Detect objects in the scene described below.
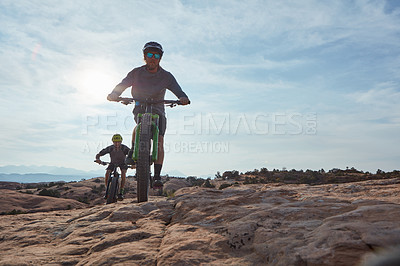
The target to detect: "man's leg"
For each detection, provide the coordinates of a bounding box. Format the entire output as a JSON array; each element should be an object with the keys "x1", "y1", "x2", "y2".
[
  {"x1": 120, "y1": 169, "x2": 126, "y2": 190},
  {"x1": 125, "y1": 126, "x2": 137, "y2": 165},
  {"x1": 131, "y1": 125, "x2": 137, "y2": 148},
  {"x1": 118, "y1": 169, "x2": 127, "y2": 200},
  {"x1": 104, "y1": 170, "x2": 111, "y2": 199},
  {"x1": 154, "y1": 114, "x2": 166, "y2": 186},
  {"x1": 105, "y1": 170, "x2": 111, "y2": 186},
  {"x1": 154, "y1": 135, "x2": 164, "y2": 184}
]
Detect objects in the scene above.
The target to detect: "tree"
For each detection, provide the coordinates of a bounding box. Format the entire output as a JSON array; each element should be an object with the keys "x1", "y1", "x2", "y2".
[
  {"x1": 376, "y1": 169, "x2": 385, "y2": 175},
  {"x1": 187, "y1": 176, "x2": 205, "y2": 187},
  {"x1": 222, "y1": 170, "x2": 239, "y2": 179},
  {"x1": 260, "y1": 168, "x2": 268, "y2": 174},
  {"x1": 203, "y1": 178, "x2": 215, "y2": 188},
  {"x1": 215, "y1": 171, "x2": 223, "y2": 179}
]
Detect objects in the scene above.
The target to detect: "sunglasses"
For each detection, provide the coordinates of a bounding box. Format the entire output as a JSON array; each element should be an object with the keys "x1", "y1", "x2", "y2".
[{"x1": 146, "y1": 52, "x2": 161, "y2": 59}]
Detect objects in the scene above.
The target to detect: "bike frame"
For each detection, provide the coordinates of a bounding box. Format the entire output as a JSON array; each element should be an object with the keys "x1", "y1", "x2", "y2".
[
  {"x1": 117, "y1": 97, "x2": 188, "y2": 202},
  {"x1": 121, "y1": 97, "x2": 184, "y2": 164},
  {"x1": 133, "y1": 113, "x2": 159, "y2": 163}
]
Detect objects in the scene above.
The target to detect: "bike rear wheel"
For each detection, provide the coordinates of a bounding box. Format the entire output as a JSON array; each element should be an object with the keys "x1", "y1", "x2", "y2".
[
  {"x1": 136, "y1": 113, "x2": 152, "y2": 203},
  {"x1": 107, "y1": 175, "x2": 119, "y2": 204}
]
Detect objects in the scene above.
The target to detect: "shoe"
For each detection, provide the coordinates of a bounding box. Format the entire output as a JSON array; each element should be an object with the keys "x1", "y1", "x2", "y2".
[
  {"x1": 117, "y1": 193, "x2": 124, "y2": 201},
  {"x1": 153, "y1": 179, "x2": 163, "y2": 188},
  {"x1": 103, "y1": 194, "x2": 107, "y2": 200},
  {"x1": 117, "y1": 188, "x2": 125, "y2": 201}
]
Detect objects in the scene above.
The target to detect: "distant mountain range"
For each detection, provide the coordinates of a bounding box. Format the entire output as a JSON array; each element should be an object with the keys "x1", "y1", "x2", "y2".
[
  {"x1": 0, "y1": 165, "x2": 104, "y2": 183},
  {"x1": 0, "y1": 173, "x2": 94, "y2": 183},
  {"x1": 0, "y1": 165, "x2": 102, "y2": 175},
  {"x1": 0, "y1": 165, "x2": 191, "y2": 183}
]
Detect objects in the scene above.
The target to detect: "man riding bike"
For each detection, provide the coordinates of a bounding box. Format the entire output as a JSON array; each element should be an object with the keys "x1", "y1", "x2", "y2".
[
  {"x1": 95, "y1": 134, "x2": 130, "y2": 200},
  {"x1": 107, "y1": 41, "x2": 190, "y2": 188}
]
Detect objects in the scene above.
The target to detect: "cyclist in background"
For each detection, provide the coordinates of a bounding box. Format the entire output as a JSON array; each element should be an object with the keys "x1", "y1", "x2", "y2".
[
  {"x1": 107, "y1": 41, "x2": 190, "y2": 187},
  {"x1": 95, "y1": 134, "x2": 130, "y2": 200}
]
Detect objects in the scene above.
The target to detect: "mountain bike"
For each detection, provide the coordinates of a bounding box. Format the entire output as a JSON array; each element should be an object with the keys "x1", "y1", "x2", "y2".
[
  {"x1": 94, "y1": 161, "x2": 121, "y2": 204},
  {"x1": 118, "y1": 97, "x2": 189, "y2": 203}
]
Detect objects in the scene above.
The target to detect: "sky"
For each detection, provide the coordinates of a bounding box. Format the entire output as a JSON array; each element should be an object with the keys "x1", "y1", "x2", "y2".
[{"x1": 0, "y1": 0, "x2": 399, "y2": 178}]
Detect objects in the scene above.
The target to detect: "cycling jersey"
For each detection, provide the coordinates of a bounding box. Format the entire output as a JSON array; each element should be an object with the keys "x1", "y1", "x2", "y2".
[
  {"x1": 96, "y1": 144, "x2": 130, "y2": 165},
  {"x1": 110, "y1": 65, "x2": 188, "y2": 116}
]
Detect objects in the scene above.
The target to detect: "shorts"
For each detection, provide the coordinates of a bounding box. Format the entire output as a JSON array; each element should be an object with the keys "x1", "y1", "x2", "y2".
[
  {"x1": 106, "y1": 163, "x2": 128, "y2": 171},
  {"x1": 134, "y1": 111, "x2": 167, "y2": 136}
]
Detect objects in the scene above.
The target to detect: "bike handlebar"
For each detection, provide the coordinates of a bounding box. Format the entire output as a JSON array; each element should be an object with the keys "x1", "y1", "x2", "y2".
[
  {"x1": 117, "y1": 97, "x2": 190, "y2": 107},
  {"x1": 94, "y1": 160, "x2": 109, "y2": 166}
]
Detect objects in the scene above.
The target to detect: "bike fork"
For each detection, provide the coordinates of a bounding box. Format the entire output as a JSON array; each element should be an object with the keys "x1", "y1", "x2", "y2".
[
  {"x1": 133, "y1": 117, "x2": 160, "y2": 163},
  {"x1": 151, "y1": 120, "x2": 159, "y2": 162}
]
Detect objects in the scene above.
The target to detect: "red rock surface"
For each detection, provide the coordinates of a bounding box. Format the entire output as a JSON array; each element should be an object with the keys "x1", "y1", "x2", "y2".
[
  {"x1": 0, "y1": 178, "x2": 399, "y2": 265},
  {"x1": 0, "y1": 189, "x2": 87, "y2": 213}
]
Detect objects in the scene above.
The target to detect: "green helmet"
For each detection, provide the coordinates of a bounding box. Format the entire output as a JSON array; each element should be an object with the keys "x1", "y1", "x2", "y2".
[{"x1": 112, "y1": 134, "x2": 123, "y2": 142}]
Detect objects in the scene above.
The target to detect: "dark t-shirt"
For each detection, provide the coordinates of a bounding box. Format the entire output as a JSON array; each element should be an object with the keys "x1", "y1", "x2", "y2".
[
  {"x1": 97, "y1": 144, "x2": 130, "y2": 165},
  {"x1": 111, "y1": 65, "x2": 188, "y2": 115}
]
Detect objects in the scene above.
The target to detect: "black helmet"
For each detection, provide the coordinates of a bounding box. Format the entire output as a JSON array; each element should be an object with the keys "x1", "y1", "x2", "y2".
[{"x1": 143, "y1": 41, "x2": 164, "y2": 56}]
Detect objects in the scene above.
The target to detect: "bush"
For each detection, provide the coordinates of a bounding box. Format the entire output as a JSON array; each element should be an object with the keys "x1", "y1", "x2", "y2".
[
  {"x1": 203, "y1": 179, "x2": 215, "y2": 188},
  {"x1": 186, "y1": 176, "x2": 205, "y2": 187},
  {"x1": 219, "y1": 183, "x2": 232, "y2": 190},
  {"x1": 163, "y1": 189, "x2": 176, "y2": 198},
  {"x1": 19, "y1": 190, "x2": 34, "y2": 194},
  {"x1": 1, "y1": 209, "x2": 26, "y2": 215},
  {"x1": 78, "y1": 196, "x2": 89, "y2": 204},
  {"x1": 38, "y1": 188, "x2": 60, "y2": 198},
  {"x1": 244, "y1": 176, "x2": 260, "y2": 184},
  {"x1": 222, "y1": 170, "x2": 239, "y2": 179},
  {"x1": 91, "y1": 184, "x2": 105, "y2": 194},
  {"x1": 56, "y1": 183, "x2": 66, "y2": 188}
]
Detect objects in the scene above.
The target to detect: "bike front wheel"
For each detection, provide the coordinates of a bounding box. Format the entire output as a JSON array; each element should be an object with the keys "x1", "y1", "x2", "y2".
[
  {"x1": 107, "y1": 175, "x2": 119, "y2": 204},
  {"x1": 136, "y1": 113, "x2": 152, "y2": 203}
]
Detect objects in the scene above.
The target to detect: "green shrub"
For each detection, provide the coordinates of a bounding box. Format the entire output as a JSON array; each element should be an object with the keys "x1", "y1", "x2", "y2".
[
  {"x1": 219, "y1": 183, "x2": 232, "y2": 190},
  {"x1": 186, "y1": 176, "x2": 205, "y2": 187},
  {"x1": 19, "y1": 190, "x2": 34, "y2": 194},
  {"x1": 1, "y1": 209, "x2": 26, "y2": 215},
  {"x1": 91, "y1": 184, "x2": 105, "y2": 194},
  {"x1": 38, "y1": 188, "x2": 60, "y2": 198},
  {"x1": 78, "y1": 197, "x2": 89, "y2": 204},
  {"x1": 163, "y1": 189, "x2": 176, "y2": 198},
  {"x1": 203, "y1": 179, "x2": 215, "y2": 188}
]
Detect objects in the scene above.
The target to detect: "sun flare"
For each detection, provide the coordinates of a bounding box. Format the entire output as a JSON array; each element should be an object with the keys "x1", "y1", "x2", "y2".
[{"x1": 72, "y1": 59, "x2": 120, "y2": 104}]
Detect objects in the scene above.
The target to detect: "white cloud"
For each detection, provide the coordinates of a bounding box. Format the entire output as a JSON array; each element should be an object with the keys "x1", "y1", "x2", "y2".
[
  {"x1": 1, "y1": 0, "x2": 400, "y2": 174},
  {"x1": 348, "y1": 83, "x2": 400, "y2": 125},
  {"x1": 352, "y1": 84, "x2": 400, "y2": 106}
]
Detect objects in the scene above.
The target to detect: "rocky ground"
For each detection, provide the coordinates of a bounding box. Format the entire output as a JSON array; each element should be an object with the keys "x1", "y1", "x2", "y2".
[
  {"x1": 0, "y1": 176, "x2": 177, "y2": 213},
  {"x1": 0, "y1": 178, "x2": 399, "y2": 265}
]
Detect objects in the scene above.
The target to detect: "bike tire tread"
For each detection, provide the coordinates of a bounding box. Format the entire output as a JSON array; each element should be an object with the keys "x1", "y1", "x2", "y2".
[{"x1": 137, "y1": 113, "x2": 152, "y2": 203}]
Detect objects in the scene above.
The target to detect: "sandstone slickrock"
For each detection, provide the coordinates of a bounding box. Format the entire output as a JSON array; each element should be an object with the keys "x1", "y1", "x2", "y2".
[
  {"x1": 0, "y1": 178, "x2": 399, "y2": 265},
  {"x1": 0, "y1": 189, "x2": 87, "y2": 213}
]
